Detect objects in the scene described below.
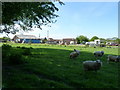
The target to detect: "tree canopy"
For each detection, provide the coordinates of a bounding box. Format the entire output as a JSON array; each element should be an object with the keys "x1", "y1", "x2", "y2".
[
  {"x1": 1, "y1": 1, "x2": 64, "y2": 35},
  {"x1": 90, "y1": 36, "x2": 99, "y2": 41},
  {"x1": 76, "y1": 35, "x2": 89, "y2": 44}
]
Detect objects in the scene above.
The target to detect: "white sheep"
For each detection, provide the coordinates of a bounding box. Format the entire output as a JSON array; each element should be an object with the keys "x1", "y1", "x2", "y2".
[
  {"x1": 94, "y1": 51, "x2": 104, "y2": 57},
  {"x1": 83, "y1": 60, "x2": 102, "y2": 71},
  {"x1": 70, "y1": 49, "x2": 80, "y2": 59},
  {"x1": 107, "y1": 55, "x2": 120, "y2": 63}
]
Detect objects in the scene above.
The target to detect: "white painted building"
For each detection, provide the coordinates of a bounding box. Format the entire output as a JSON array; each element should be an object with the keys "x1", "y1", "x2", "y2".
[
  {"x1": 86, "y1": 41, "x2": 95, "y2": 45},
  {"x1": 85, "y1": 39, "x2": 105, "y2": 47},
  {"x1": 94, "y1": 39, "x2": 104, "y2": 45}
]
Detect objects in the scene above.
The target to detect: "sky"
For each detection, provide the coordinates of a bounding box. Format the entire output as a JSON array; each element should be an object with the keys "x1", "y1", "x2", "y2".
[{"x1": 0, "y1": 1, "x2": 118, "y2": 39}]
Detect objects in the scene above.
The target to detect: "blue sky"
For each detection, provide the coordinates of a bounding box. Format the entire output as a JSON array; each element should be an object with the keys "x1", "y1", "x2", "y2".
[
  {"x1": 50, "y1": 2, "x2": 118, "y2": 39},
  {"x1": 1, "y1": 2, "x2": 118, "y2": 39}
]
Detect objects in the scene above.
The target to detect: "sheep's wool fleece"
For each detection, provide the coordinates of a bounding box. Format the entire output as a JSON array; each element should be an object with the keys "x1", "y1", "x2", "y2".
[
  {"x1": 70, "y1": 52, "x2": 78, "y2": 55},
  {"x1": 83, "y1": 60, "x2": 102, "y2": 70},
  {"x1": 94, "y1": 51, "x2": 102, "y2": 54},
  {"x1": 70, "y1": 52, "x2": 79, "y2": 58},
  {"x1": 75, "y1": 50, "x2": 80, "y2": 54},
  {"x1": 108, "y1": 55, "x2": 119, "y2": 61},
  {"x1": 94, "y1": 51, "x2": 104, "y2": 57}
]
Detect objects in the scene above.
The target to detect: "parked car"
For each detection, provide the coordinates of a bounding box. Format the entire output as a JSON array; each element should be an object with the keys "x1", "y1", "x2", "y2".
[{"x1": 109, "y1": 43, "x2": 118, "y2": 46}]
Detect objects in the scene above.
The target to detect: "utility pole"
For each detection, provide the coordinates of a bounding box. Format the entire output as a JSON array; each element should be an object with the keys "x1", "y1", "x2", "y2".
[{"x1": 47, "y1": 30, "x2": 49, "y2": 39}]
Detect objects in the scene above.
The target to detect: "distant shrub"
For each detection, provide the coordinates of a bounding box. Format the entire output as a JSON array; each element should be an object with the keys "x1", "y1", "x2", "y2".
[
  {"x1": 16, "y1": 46, "x2": 21, "y2": 48},
  {"x1": 2, "y1": 45, "x2": 27, "y2": 65},
  {"x1": 2, "y1": 44, "x2": 12, "y2": 50},
  {"x1": 21, "y1": 47, "x2": 27, "y2": 49},
  {"x1": 2, "y1": 50, "x2": 11, "y2": 61},
  {"x1": 30, "y1": 47, "x2": 33, "y2": 49},
  {"x1": 22, "y1": 48, "x2": 31, "y2": 56},
  {"x1": 2, "y1": 44, "x2": 12, "y2": 60},
  {"x1": 9, "y1": 52, "x2": 25, "y2": 64}
]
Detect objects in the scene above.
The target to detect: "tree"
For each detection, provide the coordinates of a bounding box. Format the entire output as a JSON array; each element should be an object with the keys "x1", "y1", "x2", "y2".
[
  {"x1": 1, "y1": 1, "x2": 64, "y2": 35},
  {"x1": 0, "y1": 37, "x2": 10, "y2": 42},
  {"x1": 42, "y1": 37, "x2": 47, "y2": 43},
  {"x1": 111, "y1": 37, "x2": 118, "y2": 40},
  {"x1": 76, "y1": 35, "x2": 89, "y2": 44},
  {"x1": 90, "y1": 36, "x2": 99, "y2": 41},
  {"x1": 114, "y1": 38, "x2": 120, "y2": 44},
  {"x1": 99, "y1": 38, "x2": 106, "y2": 44}
]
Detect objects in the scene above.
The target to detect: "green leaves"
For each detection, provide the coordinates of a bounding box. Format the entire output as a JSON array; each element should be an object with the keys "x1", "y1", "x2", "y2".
[
  {"x1": 1, "y1": 2, "x2": 64, "y2": 34},
  {"x1": 90, "y1": 36, "x2": 99, "y2": 41},
  {"x1": 76, "y1": 35, "x2": 89, "y2": 44}
]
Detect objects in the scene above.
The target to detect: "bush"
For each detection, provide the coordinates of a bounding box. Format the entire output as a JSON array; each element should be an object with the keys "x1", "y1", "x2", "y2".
[
  {"x1": 99, "y1": 44, "x2": 106, "y2": 47},
  {"x1": 30, "y1": 47, "x2": 33, "y2": 49},
  {"x1": 21, "y1": 47, "x2": 27, "y2": 49},
  {"x1": 16, "y1": 46, "x2": 21, "y2": 48},
  {"x1": 22, "y1": 48, "x2": 31, "y2": 56},
  {"x1": 2, "y1": 44, "x2": 12, "y2": 50},
  {"x1": 2, "y1": 50, "x2": 11, "y2": 62},
  {"x1": 8, "y1": 52, "x2": 25, "y2": 64},
  {"x1": 2, "y1": 45, "x2": 32, "y2": 65},
  {"x1": 2, "y1": 44, "x2": 12, "y2": 60},
  {"x1": 2, "y1": 45, "x2": 27, "y2": 65}
]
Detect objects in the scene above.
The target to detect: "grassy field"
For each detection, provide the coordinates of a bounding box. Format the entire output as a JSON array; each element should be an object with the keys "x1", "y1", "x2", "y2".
[{"x1": 2, "y1": 43, "x2": 120, "y2": 88}]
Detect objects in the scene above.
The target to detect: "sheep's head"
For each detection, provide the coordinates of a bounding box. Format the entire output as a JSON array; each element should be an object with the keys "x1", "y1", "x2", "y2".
[
  {"x1": 74, "y1": 49, "x2": 76, "y2": 52},
  {"x1": 101, "y1": 51, "x2": 104, "y2": 55},
  {"x1": 116, "y1": 56, "x2": 120, "y2": 62},
  {"x1": 96, "y1": 60, "x2": 102, "y2": 66},
  {"x1": 74, "y1": 49, "x2": 80, "y2": 55}
]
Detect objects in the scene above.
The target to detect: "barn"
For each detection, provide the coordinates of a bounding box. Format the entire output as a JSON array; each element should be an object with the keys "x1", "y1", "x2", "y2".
[
  {"x1": 13, "y1": 35, "x2": 41, "y2": 43},
  {"x1": 61, "y1": 38, "x2": 77, "y2": 45},
  {"x1": 46, "y1": 38, "x2": 62, "y2": 44}
]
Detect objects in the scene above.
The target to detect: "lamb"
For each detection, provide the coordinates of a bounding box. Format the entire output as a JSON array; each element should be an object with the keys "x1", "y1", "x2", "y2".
[
  {"x1": 83, "y1": 60, "x2": 102, "y2": 71},
  {"x1": 70, "y1": 49, "x2": 80, "y2": 59},
  {"x1": 107, "y1": 55, "x2": 120, "y2": 63},
  {"x1": 94, "y1": 51, "x2": 104, "y2": 57}
]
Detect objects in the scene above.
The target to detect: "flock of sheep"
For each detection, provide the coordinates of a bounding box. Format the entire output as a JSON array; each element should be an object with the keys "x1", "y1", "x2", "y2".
[{"x1": 70, "y1": 49, "x2": 120, "y2": 72}]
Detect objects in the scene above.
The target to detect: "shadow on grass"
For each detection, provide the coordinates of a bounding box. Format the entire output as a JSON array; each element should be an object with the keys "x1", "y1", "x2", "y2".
[{"x1": 2, "y1": 46, "x2": 119, "y2": 88}]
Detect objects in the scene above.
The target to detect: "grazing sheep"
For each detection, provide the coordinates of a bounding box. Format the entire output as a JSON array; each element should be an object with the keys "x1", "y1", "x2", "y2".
[
  {"x1": 74, "y1": 49, "x2": 80, "y2": 54},
  {"x1": 118, "y1": 56, "x2": 120, "y2": 61},
  {"x1": 70, "y1": 49, "x2": 80, "y2": 59},
  {"x1": 83, "y1": 60, "x2": 102, "y2": 71},
  {"x1": 107, "y1": 55, "x2": 120, "y2": 63},
  {"x1": 94, "y1": 51, "x2": 104, "y2": 57}
]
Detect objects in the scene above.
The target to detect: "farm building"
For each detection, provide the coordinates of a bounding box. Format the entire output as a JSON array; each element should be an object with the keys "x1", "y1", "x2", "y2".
[
  {"x1": 46, "y1": 38, "x2": 62, "y2": 44},
  {"x1": 94, "y1": 39, "x2": 104, "y2": 45},
  {"x1": 13, "y1": 35, "x2": 41, "y2": 43},
  {"x1": 45, "y1": 38, "x2": 77, "y2": 45},
  {"x1": 86, "y1": 39, "x2": 105, "y2": 47},
  {"x1": 61, "y1": 38, "x2": 77, "y2": 45}
]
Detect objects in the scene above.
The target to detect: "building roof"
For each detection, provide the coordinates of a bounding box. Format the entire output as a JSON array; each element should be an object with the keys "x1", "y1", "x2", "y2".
[
  {"x1": 48, "y1": 38, "x2": 62, "y2": 41},
  {"x1": 13, "y1": 35, "x2": 39, "y2": 39},
  {"x1": 63, "y1": 38, "x2": 76, "y2": 40}
]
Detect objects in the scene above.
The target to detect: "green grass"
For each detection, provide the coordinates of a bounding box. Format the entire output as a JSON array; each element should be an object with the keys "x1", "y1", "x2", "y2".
[{"x1": 2, "y1": 43, "x2": 120, "y2": 88}]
